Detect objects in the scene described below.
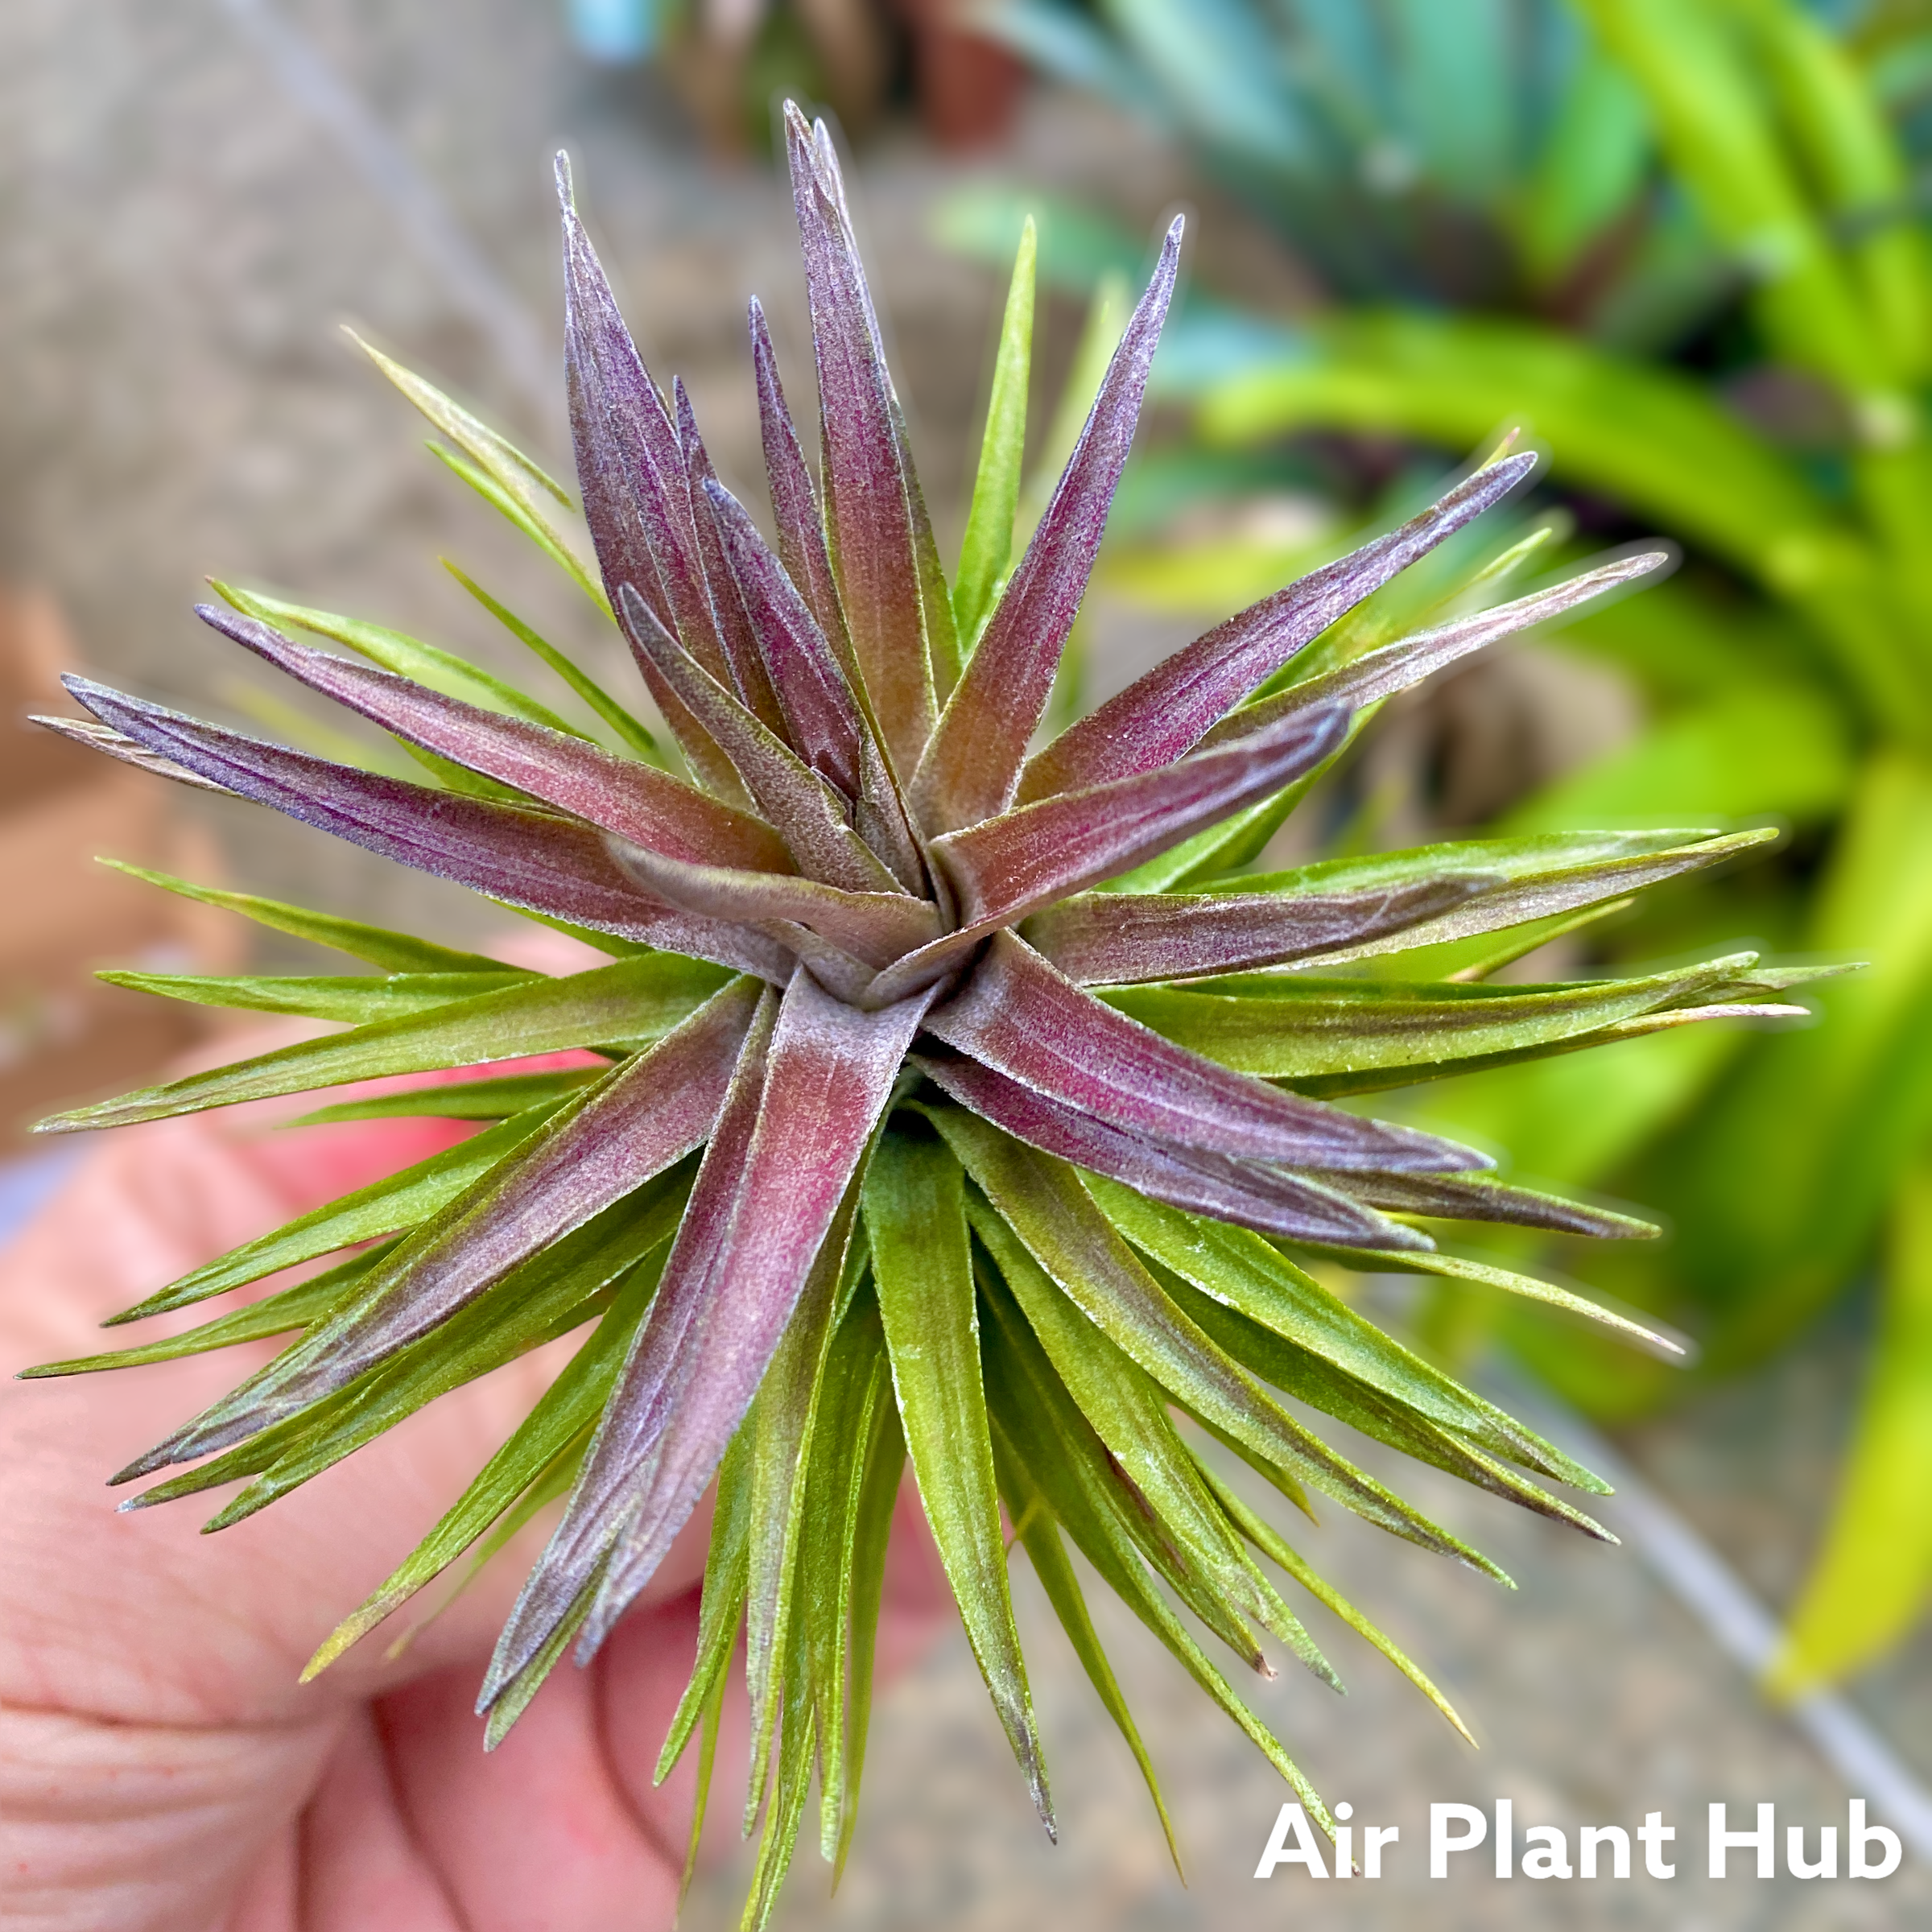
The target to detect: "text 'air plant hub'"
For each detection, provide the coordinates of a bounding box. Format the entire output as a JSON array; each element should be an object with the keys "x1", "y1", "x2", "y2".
[{"x1": 27, "y1": 103, "x2": 1824, "y2": 1922}]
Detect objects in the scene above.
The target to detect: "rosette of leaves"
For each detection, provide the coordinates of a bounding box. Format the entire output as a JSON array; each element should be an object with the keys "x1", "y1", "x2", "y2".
[{"x1": 24, "y1": 105, "x2": 1820, "y2": 1920}]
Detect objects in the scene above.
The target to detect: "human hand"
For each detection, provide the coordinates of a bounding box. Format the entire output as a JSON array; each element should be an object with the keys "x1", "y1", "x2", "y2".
[{"x1": 1, "y1": 1100, "x2": 952, "y2": 1932}]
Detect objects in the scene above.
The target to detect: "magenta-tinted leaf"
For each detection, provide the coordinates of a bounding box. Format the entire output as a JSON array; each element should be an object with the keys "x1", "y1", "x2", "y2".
[
  {"x1": 557, "y1": 159, "x2": 745, "y2": 799},
  {"x1": 119, "y1": 980, "x2": 762, "y2": 1478},
  {"x1": 1203, "y1": 551, "x2": 1669, "y2": 754},
  {"x1": 923, "y1": 931, "x2": 1484, "y2": 1173},
  {"x1": 675, "y1": 380, "x2": 789, "y2": 734},
  {"x1": 1025, "y1": 874, "x2": 1492, "y2": 985},
  {"x1": 483, "y1": 972, "x2": 935, "y2": 1697},
  {"x1": 64, "y1": 678, "x2": 790, "y2": 980},
  {"x1": 851, "y1": 707, "x2": 1350, "y2": 1009},
  {"x1": 1019, "y1": 452, "x2": 1538, "y2": 803},
  {"x1": 931, "y1": 704, "x2": 1348, "y2": 931},
  {"x1": 913, "y1": 221, "x2": 1182, "y2": 836},
  {"x1": 32, "y1": 714, "x2": 236, "y2": 794},
  {"x1": 1310, "y1": 1170, "x2": 1655, "y2": 1241},
  {"x1": 480, "y1": 987, "x2": 774, "y2": 1711},
  {"x1": 749, "y1": 297, "x2": 856, "y2": 685},
  {"x1": 702, "y1": 477, "x2": 863, "y2": 798},
  {"x1": 197, "y1": 604, "x2": 792, "y2": 873},
  {"x1": 606, "y1": 836, "x2": 939, "y2": 968},
  {"x1": 914, "y1": 1051, "x2": 1425, "y2": 1249},
  {"x1": 783, "y1": 107, "x2": 934, "y2": 774},
  {"x1": 621, "y1": 585, "x2": 902, "y2": 897}
]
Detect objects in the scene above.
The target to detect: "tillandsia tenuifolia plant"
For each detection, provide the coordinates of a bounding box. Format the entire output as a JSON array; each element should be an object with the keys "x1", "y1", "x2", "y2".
[{"x1": 23, "y1": 103, "x2": 1828, "y2": 1921}]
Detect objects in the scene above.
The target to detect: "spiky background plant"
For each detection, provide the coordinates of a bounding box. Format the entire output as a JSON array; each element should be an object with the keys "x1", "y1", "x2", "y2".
[{"x1": 24, "y1": 103, "x2": 1827, "y2": 1921}]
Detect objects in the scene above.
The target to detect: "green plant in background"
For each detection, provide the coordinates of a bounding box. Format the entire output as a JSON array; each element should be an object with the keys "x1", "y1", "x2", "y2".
[
  {"x1": 18, "y1": 107, "x2": 1823, "y2": 1922},
  {"x1": 982, "y1": 0, "x2": 1932, "y2": 1694}
]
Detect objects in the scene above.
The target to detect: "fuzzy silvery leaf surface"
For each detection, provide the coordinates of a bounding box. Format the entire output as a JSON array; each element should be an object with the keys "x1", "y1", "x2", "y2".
[{"x1": 25, "y1": 104, "x2": 1810, "y2": 1925}]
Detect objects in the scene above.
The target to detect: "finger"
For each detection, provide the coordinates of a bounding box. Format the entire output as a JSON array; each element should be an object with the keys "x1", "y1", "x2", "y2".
[
  {"x1": 299, "y1": 1706, "x2": 463, "y2": 1932},
  {"x1": 378, "y1": 1654, "x2": 682, "y2": 1932},
  {"x1": 0, "y1": 1701, "x2": 338, "y2": 1932},
  {"x1": 223, "y1": 1818, "x2": 297, "y2": 1932}
]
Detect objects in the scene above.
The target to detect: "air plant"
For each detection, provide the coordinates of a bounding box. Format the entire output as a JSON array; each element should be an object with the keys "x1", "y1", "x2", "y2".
[{"x1": 23, "y1": 103, "x2": 1824, "y2": 1922}]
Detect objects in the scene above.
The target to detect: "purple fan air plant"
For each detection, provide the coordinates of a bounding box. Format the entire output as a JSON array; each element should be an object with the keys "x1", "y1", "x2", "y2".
[{"x1": 23, "y1": 102, "x2": 1822, "y2": 1925}]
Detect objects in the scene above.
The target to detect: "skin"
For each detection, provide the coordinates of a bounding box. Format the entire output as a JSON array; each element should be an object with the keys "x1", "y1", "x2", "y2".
[{"x1": 0, "y1": 1095, "x2": 950, "y2": 1932}]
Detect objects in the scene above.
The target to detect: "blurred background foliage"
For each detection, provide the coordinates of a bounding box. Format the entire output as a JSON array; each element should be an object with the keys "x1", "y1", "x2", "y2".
[{"x1": 954, "y1": 0, "x2": 1932, "y2": 1695}]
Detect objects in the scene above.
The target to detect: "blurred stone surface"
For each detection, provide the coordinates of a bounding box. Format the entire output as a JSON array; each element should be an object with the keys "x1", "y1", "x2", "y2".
[{"x1": 2, "y1": 8, "x2": 1928, "y2": 1930}]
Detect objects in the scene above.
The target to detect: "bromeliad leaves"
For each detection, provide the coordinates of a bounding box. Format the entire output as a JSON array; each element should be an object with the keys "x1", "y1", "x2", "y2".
[{"x1": 23, "y1": 103, "x2": 1834, "y2": 1927}]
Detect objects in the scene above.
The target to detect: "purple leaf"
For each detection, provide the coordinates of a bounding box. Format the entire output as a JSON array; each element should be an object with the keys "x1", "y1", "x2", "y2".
[
  {"x1": 479, "y1": 986, "x2": 777, "y2": 1709},
  {"x1": 1018, "y1": 452, "x2": 1538, "y2": 803},
  {"x1": 557, "y1": 160, "x2": 745, "y2": 799},
  {"x1": 746, "y1": 307, "x2": 929, "y2": 894},
  {"x1": 31, "y1": 714, "x2": 236, "y2": 794},
  {"x1": 118, "y1": 980, "x2": 764, "y2": 1479},
  {"x1": 923, "y1": 931, "x2": 1484, "y2": 1173},
  {"x1": 914, "y1": 1055, "x2": 1426, "y2": 1249},
  {"x1": 1307, "y1": 1170, "x2": 1654, "y2": 1241},
  {"x1": 196, "y1": 604, "x2": 793, "y2": 873},
  {"x1": 620, "y1": 584, "x2": 903, "y2": 897},
  {"x1": 912, "y1": 221, "x2": 1183, "y2": 835},
  {"x1": 606, "y1": 836, "x2": 939, "y2": 968},
  {"x1": 854, "y1": 706, "x2": 1349, "y2": 1008},
  {"x1": 1203, "y1": 551, "x2": 1670, "y2": 754},
  {"x1": 701, "y1": 476, "x2": 863, "y2": 798},
  {"x1": 930, "y1": 704, "x2": 1348, "y2": 931},
  {"x1": 1024, "y1": 874, "x2": 1492, "y2": 985},
  {"x1": 484, "y1": 971, "x2": 936, "y2": 1695},
  {"x1": 783, "y1": 106, "x2": 934, "y2": 774},
  {"x1": 674, "y1": 380, "x2": 790, "y2": 734},
  {"x1": 64, "y1": 678, "x2": 791, "y2": 980},
  {"x1": 749, "y1": 298, "x2": 856, "y2": 687}
]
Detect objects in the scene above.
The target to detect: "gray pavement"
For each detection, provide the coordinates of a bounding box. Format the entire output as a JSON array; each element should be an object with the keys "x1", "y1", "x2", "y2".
[{"x1": 2, "y1": 6, "x2": 1928, "y2": 1927}]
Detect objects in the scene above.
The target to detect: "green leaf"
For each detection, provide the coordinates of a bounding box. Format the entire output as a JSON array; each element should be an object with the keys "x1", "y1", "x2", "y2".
[
  {"x1": 1772, "y1": 1150, "x2": 1932, "y2": 1690},
  {"x1": 978, "y1": 1298, "x2": 1335, "y2": 1833},
  {"x1": 484, "y1": 1560, "x2": 609, "y2": 1749},
  {"x1": 993, "y1": 1436, "x2": 1183, "y2": 1876},
  {"x1": 350, "y1": 330, "x2": 575, "y2": 508},
  {"x1": 656, "y1": 1426, "x2": 755, "y2": 1784},
  {"x1": 26, "y1": 1244, "x2": 395, "y2": 1379},
  {"x1": 800, "y1": 1292, "x2": 890, "y2": 1860},
  {"x1": 953, "y1": 218, "x2": 1036, "y2": 650},
  {"x1": 967, "y1": 1195, "x2": 1324, "y2": 1671},
  {"x1": 99, "y1": 861, "x2": 516, "y2": 974},
  {"x1": 428, "y1": 442, "x2": 612, "y2": 619},
  {"x1": 40, "y1": 956, "x2": 729, "y2": 1133},
  {"x1": 741, "y1": 1607, "x2": 815, "y2": 1932},
  {"x1": 865, "y1": 1130, "x2": 1052, "y2": 1832},
  {"x1": 1194, "y1": 1459, "x2": 1474, "y2": 1745},
  {"x1": 1100, "y1": 956, "x2": 1757, "y2": 1082},
  {"x1": 1152, "y1": 1261, "x2": 1613, "y2": 1539},
  {"x1": 444, "y1": 560, "x2": 664, "y2": 765},
  {"x1": 1520, "y1": 47, "x2": 1653, "y2": 289},
  {"x1": 288, "y1": 1067, "x2": 603, "y2": 1125},
  {"x1": 1083, "y1": 1178, "x2": 1604, "y2": 1487},
  {"x1": 105, "y1": 1103, "x2": 571, "y2": 1325},
  {"x1": 1017, "y1": 270, "x2": 1131, "y2": 551},
  {"x1": 215, "y1": 582, "x2": 587, "y2": 739},
  {"x1": 928, "y1": 1107, "x2": 1508, "y2": 1577},
  {"x1": 833, "y1": 1371, "x2": 907, "y2": 1884},
  {"x1": 741, "y1": 1185, "x2": 860, "y2": 1828},
  {"x1": 97, "y1": 968, "x2": 535, "y2": 1025},
  {"x1": 1306, "y1": 1244, "x2": 1683, "y2": 1357}
]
